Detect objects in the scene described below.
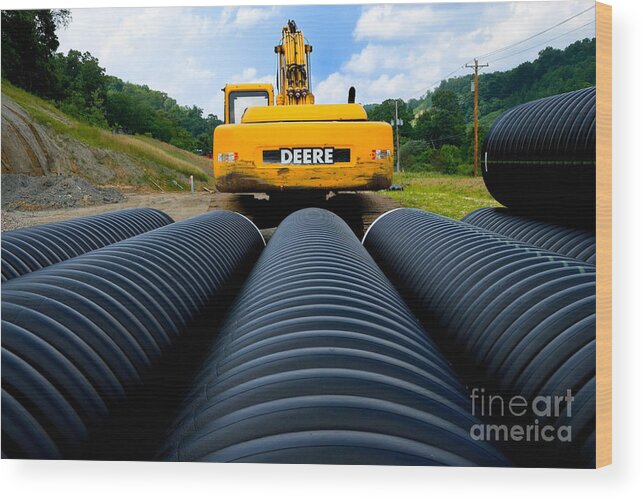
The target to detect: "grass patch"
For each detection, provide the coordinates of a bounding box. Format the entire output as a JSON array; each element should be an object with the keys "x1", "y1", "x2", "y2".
[
  {"x1": 134, "y1": 134, "x2": 212, "y2": 174},
  {"x1": 384, "y1": 171, "x2": 501, "y2": 220},
  {"x1": 2, "y1": 81, "x2": 211, "y2": 183}
]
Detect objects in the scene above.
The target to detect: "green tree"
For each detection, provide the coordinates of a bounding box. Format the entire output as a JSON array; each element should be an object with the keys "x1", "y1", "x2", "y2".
[
  {"x1": 170, "y1": 127, "x2": 197, "y2": 151},
  {"x1": 2, "y1": 10, "x2": 235, "y2": 153},
  {"x1": 414, "y1": 89, "x2": 466, "y2": 147},
  {"x1": 436, "y1": 144, "x2": 462, "y2": 174},
  {"x1": 399, "y1": 139, "x2": 430, "y2": 171},
  {"x1": 150, "y1": 109, "x2": 175, "y2": 143},
  {"x1": 367, "y1": 98, "x2": 414, "y2": 138},
  {"x1": 196, "y1": 113, "x2": 223, "y2": 153},
  {"x1": 53, "y1": 50, "x2": 108, "y2": 124},
  {"x1": 415, "y1": 38, "x2": 596, "y2": 122},
  {"x1": 1, "y1": 9, "x2": 70, "y2": 97}
]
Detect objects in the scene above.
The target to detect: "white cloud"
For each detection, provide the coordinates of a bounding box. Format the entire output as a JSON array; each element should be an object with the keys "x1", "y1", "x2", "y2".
[
  {"x1": 315, "y1": 71, "x2": 408, "y2": 106},
  {"x1": 343, "y1": 44, "x2": 412, "y2": 74},
  {"x1": 233, "y1": 7, "x2": 278, "y2": 28},
  {"x1": 316, "y1": 0, "x2": 595, "y2": 105},
  {"x1": 54, "y1": 2, "x2": 596, "y2": 114},
  {"x1": 233, "y1": 67, "x2": 274, "y2": 83},
  {"x1": 56, "y1": 6, "x2": 281, "y2": 114},
  {"x1": 353, "y1": 4, "x2": 440, "y2": 41}
]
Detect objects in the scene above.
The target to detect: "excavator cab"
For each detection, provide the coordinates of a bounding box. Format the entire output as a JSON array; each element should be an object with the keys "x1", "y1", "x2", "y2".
[{"x1": 223, "y1": 83, "x2": 274, "y2": 124}]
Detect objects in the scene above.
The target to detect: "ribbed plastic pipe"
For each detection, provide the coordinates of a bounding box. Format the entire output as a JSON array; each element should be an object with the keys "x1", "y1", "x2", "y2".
[
  {"x1": 482, "y1": 87, "x2": 595, "y2": 213},
  {"x1": 363, "y1": 208, "x2": 596, "y2": 466},
  {"x1": 1, "y1": 211, "x2": 265, "y2": 459},
  {"x1": 162, "y1": 208, "x2": 508, "y2": 466},
  {"x1": 1, "y1": 208, "x2": 175, "y2": 282},
  {"x1": 463, "y1": 207, "x2": 596, "y2": 264}
]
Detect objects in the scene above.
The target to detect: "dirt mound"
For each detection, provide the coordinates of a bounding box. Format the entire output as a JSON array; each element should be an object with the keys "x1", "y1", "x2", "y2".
[
  {"x1": 1, "y1": 95, "x2": 58, "y2": 176},
  {"x1": 2, "y1": 91, "x2": 214, "y2": 195},
  {"x1": 2, "y1": 93, "x2": 147, "y2": 186},
  {"x1": 1, "y1": 174, "x2": 125, "y2": 211}
]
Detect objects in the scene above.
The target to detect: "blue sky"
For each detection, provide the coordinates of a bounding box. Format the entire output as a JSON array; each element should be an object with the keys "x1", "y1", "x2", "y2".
[{"x1": 55, "y1": 1, "x2": 596, "y2": 116}]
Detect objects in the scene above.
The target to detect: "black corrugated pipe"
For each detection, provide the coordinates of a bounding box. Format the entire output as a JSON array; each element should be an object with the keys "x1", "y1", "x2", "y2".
[
  {"x1": 162, "y1": 208, "x2": 508, "y2": 466},
  {"x1": 1, "y1": 208, "x2": 174, "y2": 282},
  {"x1": 482, "y1": 87, "x2": 595, "y2": 215},
  {"x1": 1, "y1": 211, "x2": 265, "y2": 459},
  {"x1": 363, "y1": 208, "x2": 596, "y2": 467},
  {"x1": 463, "y1": 207, "x2": 596, "y2": 264}
]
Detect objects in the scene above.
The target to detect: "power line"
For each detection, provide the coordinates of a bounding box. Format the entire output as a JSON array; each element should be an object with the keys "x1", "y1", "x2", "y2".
[
  {"x1": 407, "y1": 63, "x2": 469, "y2": 99},
  {"x1": 475, "y1": 5, "x2": 595, "y2": 60},
  {"x1": 405, "y1": 5, "x2": 595, "y2": 101},
  {"x1": 487, "y1": 20, "x2": 595, "y2": 64}
]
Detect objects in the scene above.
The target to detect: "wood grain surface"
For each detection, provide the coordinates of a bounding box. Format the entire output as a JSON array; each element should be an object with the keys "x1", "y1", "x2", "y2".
[{"x1": 596, "y1": 1, "x2": 612, "y2": 469}]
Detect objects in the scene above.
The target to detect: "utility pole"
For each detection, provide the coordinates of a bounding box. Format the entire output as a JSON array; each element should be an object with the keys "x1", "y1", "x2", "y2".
[
  {"x1": 465, "y1": 59, "x2": 488, "y2": 177},
  {"x1": 393, "y1": 100, "x2": 401, "y2": 173}
]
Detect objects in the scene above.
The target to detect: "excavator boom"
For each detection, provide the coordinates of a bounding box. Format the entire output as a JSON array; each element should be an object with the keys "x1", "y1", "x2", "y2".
[{"x1": 275, "y1": 19, "x2": 314, "y2": 106}]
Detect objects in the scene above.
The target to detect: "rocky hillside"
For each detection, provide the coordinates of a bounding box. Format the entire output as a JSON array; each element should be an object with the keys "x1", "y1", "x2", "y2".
[
  {"x1": 1, "y1": 83, "x2": 213, "y2": 211},
  {"x1": 2, "y1": 94, "x2": 62, "y2": 176}
]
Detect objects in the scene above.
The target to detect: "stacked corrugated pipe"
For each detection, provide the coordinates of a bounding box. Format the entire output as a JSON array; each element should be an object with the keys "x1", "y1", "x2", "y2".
[
  {"x1": 0, "y1": 88, "x2": 598, "y2": 466},
  {"x1": 481, "y1": 86, "x2": 595, "y2": 214},
  {"x1": 455, "y1": 94, "x2": 598, "y2": 465},
  {"x1": 1, "y1": 211, "x2": 265, "y2": 459},
  {"x1": 363, "y1": 208, "x2": 596, "y2": 467},
  {"x1": 1, "y1": 208, "x2": 174, "y2": 282},
  {"x1": 462, "y1": 207, "x2": 596, "y2": 264},
  {"x1": 470, "y1": 86, "x2": 596, "y2": 262},
  {"x1": 162, "y1": 208, "x2": 508, "y2": 466}
]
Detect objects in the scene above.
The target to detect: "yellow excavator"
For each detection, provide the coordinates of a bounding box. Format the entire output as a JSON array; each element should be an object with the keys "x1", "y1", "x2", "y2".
[{"x1": 213, "y1": 20, "x2": 393, "y2": 195}]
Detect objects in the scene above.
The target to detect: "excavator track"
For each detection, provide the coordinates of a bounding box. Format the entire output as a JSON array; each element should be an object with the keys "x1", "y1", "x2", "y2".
[{"x1": 208, "y1": 191, "x2": 400, "y2": 241}]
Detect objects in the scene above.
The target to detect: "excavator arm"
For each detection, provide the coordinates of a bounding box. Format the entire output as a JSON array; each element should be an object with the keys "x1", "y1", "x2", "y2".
[{"x1": 274, "y1": 20, "x2": 314, "y2": 106}]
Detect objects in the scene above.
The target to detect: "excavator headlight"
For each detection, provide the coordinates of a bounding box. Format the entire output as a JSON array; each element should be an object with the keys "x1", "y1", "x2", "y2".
[
  {"x1": 371, "y1": 149, "x2": 391, "y2": 160},
  {"x1": 217, "y1": 152, "x2": 238, "y2": 163}
]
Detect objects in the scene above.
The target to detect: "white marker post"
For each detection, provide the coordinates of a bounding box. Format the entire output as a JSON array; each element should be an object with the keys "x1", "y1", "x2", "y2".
[{"x1": 190, "y1": 175, "x2": 194, "y2": 193}]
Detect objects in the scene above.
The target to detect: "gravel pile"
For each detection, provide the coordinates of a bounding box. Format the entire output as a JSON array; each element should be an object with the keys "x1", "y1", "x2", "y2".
[
  {"x1": 1, "y1": 174, "x2": 125, "y2": 211},
  {"x1": 1, "y1": 210, "x2": 23, "y2": 231}
]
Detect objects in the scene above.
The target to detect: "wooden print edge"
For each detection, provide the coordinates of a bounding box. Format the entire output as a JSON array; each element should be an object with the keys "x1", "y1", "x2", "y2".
[{"x1": 595, "y1": 1, "x2": 612, "y2": 469}]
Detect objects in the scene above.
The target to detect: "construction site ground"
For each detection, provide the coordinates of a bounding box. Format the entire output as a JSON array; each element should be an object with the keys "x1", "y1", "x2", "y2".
[{"x1": 2, "y1": 190, "x2": 401, "y2": 241}]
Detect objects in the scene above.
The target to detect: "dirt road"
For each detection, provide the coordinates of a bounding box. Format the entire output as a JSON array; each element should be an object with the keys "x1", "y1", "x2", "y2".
[
  {"x1": 209, "y1": 191, "x2": 400, "y2": 240},
  {"x1": 2, "y1": 192, "x2": 212, "y2": 231},
  {"x1": 2, "y1": 190, "x2": 401, "y2": 240}
]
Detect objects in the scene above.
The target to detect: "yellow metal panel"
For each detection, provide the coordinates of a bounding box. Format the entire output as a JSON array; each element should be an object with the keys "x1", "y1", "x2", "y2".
[
  {"x1": 224, "y1": 83, "x2": 274, "y2": 93},
  {"x1": 241, "y1": 104, "x2": 367, "y2": 123},
  {"x1": 214, "y1": 120, "x2": 392, "y2": 192}
]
